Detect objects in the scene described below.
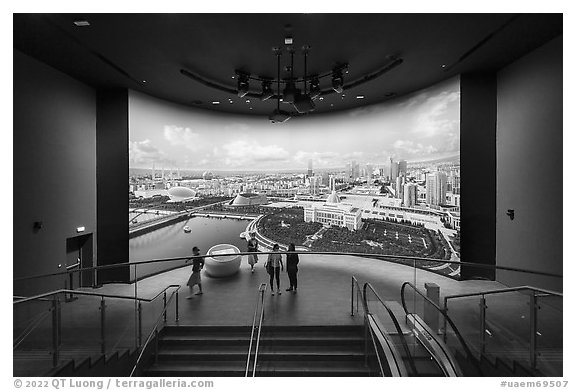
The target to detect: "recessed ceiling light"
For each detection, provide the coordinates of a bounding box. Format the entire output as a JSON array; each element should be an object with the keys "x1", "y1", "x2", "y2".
[
  {"x1": 249, "y1": 107, "x2": 253, "y2": 110},
  {"x1": 319, "y1": 97, "x2": 324, "y2": 101},
  {"x1": 229, "y1": 100, "x2": 234, "y2": 104},
  {"x1": 330, "y1": 104, "x2": 334, "y2": 107},
  {"x1": 246, "y1": 99, "x2": 250, "y2": 103},
  {"x1": 73, "y1": 20, "x2": 90, "y2": 27},
  {"x1": 212, "y1": 101, "x2": 220, "y2": 105},
  {"x1": 232, "y1": 75, "x2": 236, "y2": 79},
  {"x1": 342, "y1": 94, "x2": 346, "y2": 97},
  {"x1": 441, "y1": 64, "x2": 447, "y2": 68},
  {"x1": 284, "y1": 36, "x2": 293, "y2": 45},
  {"x1": 356, "y1": 95, "x2": 365, "y2": 99},
  {"x1": 142, "y1": 80, "x2": 147, "y2": 84}
]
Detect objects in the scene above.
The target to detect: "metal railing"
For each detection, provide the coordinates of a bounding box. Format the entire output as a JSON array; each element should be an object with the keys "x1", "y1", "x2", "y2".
[
  {"x1": 130, "y1": 286, "x2": 181, "y2": 377},
  {"x1": 245, "y1": 283, "x2": 267, "y2": 377},
  {"x1": 363, "y1": 282, "x2": 418, "y2": 376},
  {"x1": 401, "y1": 281, "x2": 481, "y2": 376},
  {"x1": 13, "y1": 285, "x2": 180, "y2": 369},
  {"x1": 443, "y1": 286, "x2": 563, "y2": 371},
  {"x1": 351, "y1": 276, "x2": 385, "y2": 375}
]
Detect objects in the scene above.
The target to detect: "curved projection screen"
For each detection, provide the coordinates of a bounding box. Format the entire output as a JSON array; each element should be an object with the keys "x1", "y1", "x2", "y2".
[{"x1": 129, "y1": 76, "x2": 461, "y2": 275}]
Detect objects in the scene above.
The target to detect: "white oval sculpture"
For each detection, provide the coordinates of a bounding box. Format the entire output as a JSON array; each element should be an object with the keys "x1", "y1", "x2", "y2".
[{"x1": 204, "y1": 244, "x2": 242, "y2": 277}]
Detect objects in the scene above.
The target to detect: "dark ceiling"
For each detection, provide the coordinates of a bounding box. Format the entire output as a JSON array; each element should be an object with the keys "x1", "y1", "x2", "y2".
[{"x1": 13, "y1": 13, "x2": 562, "y2": 118}]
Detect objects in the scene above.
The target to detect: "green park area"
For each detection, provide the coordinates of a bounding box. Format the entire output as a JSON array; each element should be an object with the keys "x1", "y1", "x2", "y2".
[{"x1": 258, "y1": 208, "x2": 452, "y2": 269}]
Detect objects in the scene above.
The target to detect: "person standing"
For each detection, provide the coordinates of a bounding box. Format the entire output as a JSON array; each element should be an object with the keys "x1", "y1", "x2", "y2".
[
  {"x1": 185, "y1": 246, "x2": 204, "y2": 299},
  {"x1": 265, "y1": 244, "x2": 283, "y2": 296},
  {"x1": 247, "y1": 232, "x2": 259, "y2": 273},
  {"x1": 285, "y1": 243, "x2": 299, "y2": 293}
]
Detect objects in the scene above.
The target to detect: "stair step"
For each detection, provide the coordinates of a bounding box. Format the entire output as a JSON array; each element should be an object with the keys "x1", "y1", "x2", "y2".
[
  {"x1": 157, "y1": 344, "x2": 365, "y2": 361},
  {"x1": 256, "y1": 360, "x2": 372, "y2": 376}
]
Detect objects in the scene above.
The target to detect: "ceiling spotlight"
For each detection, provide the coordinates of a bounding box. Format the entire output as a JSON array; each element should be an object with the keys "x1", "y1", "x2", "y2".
[
  {"x1": 332, "y1": 69, "x2": 344, "y2": 94},
  {"x1": 285, "y1": 36, "x2": 293, "y2": 45},
  {"x1": 356, "y1": 95, "x2": 365, "y2": 99},
  {"x1": 236, "y1": 72, "x2": 250, "y2": 97},
  {"x1": 261, "y1": 80, "x2": 274, "y2": 101},
  {"x1": 309, "y1": 77, "x2": 321, "y2": 100},
  {"x1": 73, "y1": 20, "x2": 90, "y2": 27}
]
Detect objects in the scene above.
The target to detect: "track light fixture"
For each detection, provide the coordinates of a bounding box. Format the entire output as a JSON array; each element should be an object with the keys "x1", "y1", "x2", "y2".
[
  {"x1": 236, "y1": 72, "x2": 250, "y2": 97},
  {"x1": 180, "y1": 35, "x2": 404, "y2": 121}
]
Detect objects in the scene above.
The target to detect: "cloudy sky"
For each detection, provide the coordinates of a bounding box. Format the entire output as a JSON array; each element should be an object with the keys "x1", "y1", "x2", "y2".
[{"x1": 129, "y1": 77, "x2": 460, "y2": 171}]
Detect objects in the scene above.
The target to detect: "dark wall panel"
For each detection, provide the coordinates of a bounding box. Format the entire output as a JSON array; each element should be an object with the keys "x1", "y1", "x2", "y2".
[
  {"x1": 13, "y1": 50, "x2": 97, "y2": 295},
  {"x1": 96, "y1": 90, "x2": 130, "y2": 283},
  {"x1": 460, "y1": 73, "x2": 497, "y2": 280}
]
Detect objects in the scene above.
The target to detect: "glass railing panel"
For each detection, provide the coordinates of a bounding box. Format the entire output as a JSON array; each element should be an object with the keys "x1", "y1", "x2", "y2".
[
  {"x1": 102, "y1": 297, "x2": 138, "y2": 352},
  {"x1": 13, "y1": 298, "x2": 56, "y2": 376},
  {"x1": 483, "y1": 290, "x2": 531, "y2": 368},
  {"x1": 535, "y1": 294, "x2": 563, "y2": 376},
  {"x1": 444, "y1": 295, "x2": 483, "y2": 357},
  {"x1": 58, "y1": 294, "x2": 104, "y2": 358}
]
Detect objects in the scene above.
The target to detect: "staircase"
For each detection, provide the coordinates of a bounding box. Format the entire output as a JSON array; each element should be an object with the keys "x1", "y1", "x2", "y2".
[{"x1": 142, "y1": 325, "x2": 373, "y2": 376}]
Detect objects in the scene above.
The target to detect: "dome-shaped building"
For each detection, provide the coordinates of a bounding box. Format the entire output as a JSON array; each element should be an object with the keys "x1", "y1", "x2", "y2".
[
  {"x1": 326, "y1": 191, "x2": 341, "y2": 204},
  {"x1": 202, "y1": 171, "x2": 214, "y2": 180},
  {"x1": 229, "y1": 193, "x2": 268, "y2": 207},
  {"x1": 167, "y1": 186, "x2": 196, "y2": 202}
]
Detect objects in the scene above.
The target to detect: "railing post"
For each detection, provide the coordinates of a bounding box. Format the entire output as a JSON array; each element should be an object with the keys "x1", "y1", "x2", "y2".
[
  {"x1": 163, "y1": 291, "x2": 167, "y2": 323},
  {"x1": 138, "y1": 302, "x2": 143, "y2": 348},
  {"x1": 51, "y1": 297, "x2": 60, "y2": 368},
  {"x1": 351, "y1": 278, "x2": 354, "y2": 316},
  {"x1": 479, "y1": 296, "x2": 487, "y2": 355},
  {"x1": 100, "y1": 297, "x2": 106, "y2": 354},
  {"x1": 175, "y1": 290, "x2": 179, "y2": 322},
  {"x1": 529, "y1": 291, "x2": 538, "y2": 370},
  {"x1": 442, "y1": 297, "x2": 448, "y2": 343},
  {"x1": 134, "y1": 264, "x2": 138, "y2": 349},
  {"x1": 154, "y1": 329, "x2": 159, "y2": 363}
]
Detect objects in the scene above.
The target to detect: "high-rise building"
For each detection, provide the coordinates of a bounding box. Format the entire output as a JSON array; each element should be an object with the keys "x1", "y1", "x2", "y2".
[
  {"x1": 307, "y1": 159, "x2": 313, "y2": 177},
  {"x1": 396, "y1": 175, "x2": 405, "y2": 200},
  {"x1": 390, "y1": 160, "x2": 399, "y2": 182},
  {"x1": 329, "y1": 175, "x2": 337, "y2": 191},
  {"x1": 403, "y1": 183, "x2": 418, "y2": 208},
  {"x1": 398, "y1": 160, "x2": 407, "y2": 176},
  {"x1": 426, "y1": 172, "x2": 448, "y2": 206},
  {"x1": 309, "y1": 176, "x2": 320, "y2": 195},
  {"x1": 351, "y1": 160, "x2": 360, "y2": 180}
]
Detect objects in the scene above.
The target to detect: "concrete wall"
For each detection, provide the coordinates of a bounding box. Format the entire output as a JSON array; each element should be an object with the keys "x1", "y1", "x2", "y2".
[
  {"x1": 13, "y1": 50, "x2": 97, "y2": 295},
  {"x1": 495, "y1": 36, "x2": 563, "y2": 291}
]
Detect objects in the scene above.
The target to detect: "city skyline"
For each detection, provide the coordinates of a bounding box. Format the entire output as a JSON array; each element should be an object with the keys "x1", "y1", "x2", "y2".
[{"x1": 129, "y1": 77, "x2": 460, "y2": 171}]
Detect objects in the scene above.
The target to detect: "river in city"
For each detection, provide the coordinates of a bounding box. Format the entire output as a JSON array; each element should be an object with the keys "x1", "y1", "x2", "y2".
[{"x1": 129, "y1": 216, "x2": 251, "y2": 279}]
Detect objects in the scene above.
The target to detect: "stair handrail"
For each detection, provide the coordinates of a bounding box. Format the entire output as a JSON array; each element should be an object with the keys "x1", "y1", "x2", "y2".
[
  {"x1": 401, "y1": 281, "x2": 482, "y2": 375},
  {"x1": 245, "y1": 283, "x2": 267, "y2": 377},
  {"x1": 443, "y1": 285, "x2": 562, "y2": 302},
  {"x1": 13, "y1": 285, "x2": 180, "y2": 371},
  {"x1": 363, "y1": 282, "x2": 418, "y2": 375},
  {"x1": 351, "y1": 276, "x2": 385, "y2": 375},
  {"x1": 129, "y1": 285, "x2": 181, "y2": 377},
  {"x1": 443, "y1": 285, "x2": 562, "y2": 372}
]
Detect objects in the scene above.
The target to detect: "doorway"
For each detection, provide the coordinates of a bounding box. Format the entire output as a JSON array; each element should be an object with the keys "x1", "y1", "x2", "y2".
[{"x1": 66, "y1": 234, "x2": 94, "y2": 288}]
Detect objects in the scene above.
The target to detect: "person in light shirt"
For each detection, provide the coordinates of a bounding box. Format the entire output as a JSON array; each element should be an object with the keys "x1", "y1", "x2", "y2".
[{"x1": 265, "y1": 244, "x2": 284, "y2": 296}]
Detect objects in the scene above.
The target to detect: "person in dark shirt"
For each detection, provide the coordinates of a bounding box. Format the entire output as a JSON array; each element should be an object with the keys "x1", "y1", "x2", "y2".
[
  {"x1": 185, "y1": 246, "x2": 204, "y2": 299},
  {"x1": 285, "y1": 243, "x2": 299, "y2": 293}
]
